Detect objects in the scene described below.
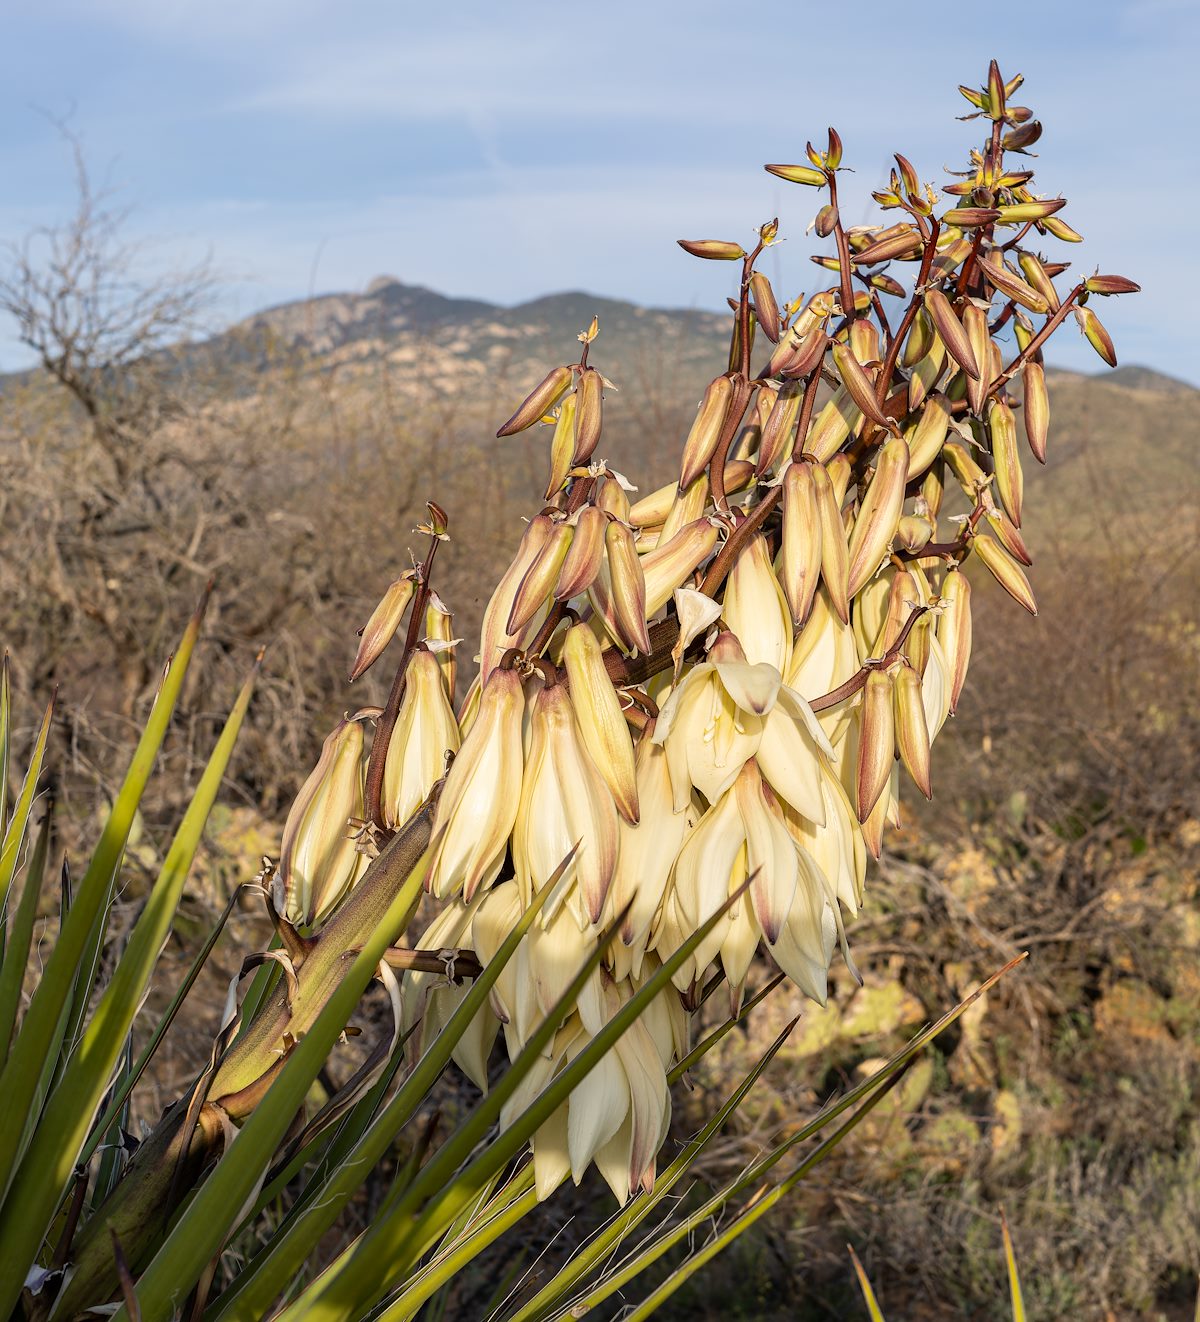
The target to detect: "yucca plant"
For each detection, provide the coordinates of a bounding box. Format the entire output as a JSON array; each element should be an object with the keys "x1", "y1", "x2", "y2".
[{"x1": 0, "y1": 59, "x2": 1135, "y2": 1321}]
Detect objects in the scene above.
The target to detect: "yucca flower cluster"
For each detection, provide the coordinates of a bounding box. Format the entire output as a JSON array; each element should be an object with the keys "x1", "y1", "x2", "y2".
[{"x1": 270, "y1": 61, "x2": 1137, "y2": 1206}]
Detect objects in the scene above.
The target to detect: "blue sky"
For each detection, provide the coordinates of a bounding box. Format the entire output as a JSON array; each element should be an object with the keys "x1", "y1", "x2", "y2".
[{"x1": 1, "y1": 0, "x2": 1194, "y2": 381}]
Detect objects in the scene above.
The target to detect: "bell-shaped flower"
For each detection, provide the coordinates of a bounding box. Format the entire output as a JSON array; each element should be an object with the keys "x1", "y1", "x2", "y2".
[
  {"x1": 656, "y1": 632, "x2": 832, "y2": 829},
  {"x1": 786, "y1": 588, "x2": 862, "y2": 750},
  {"x1": 722, "y1": 531, "x2": 793, "y2": 672},
  {"x1": 513, "y1": 682, "x2": 619, "y2": 926},
  {"x1": 763, "y1": 855, "x2": 838, "y2": 1006},
  {"x1": 400, "y1": 893, "x2": 498, "y2": 1092},
  {"x1": 606, "y1": 727, "x2": 696, "y2": 982},
  {"x1": 426, "y1": 668, "x2": 525, "y2": 902},
  {"x1": 276, "y1": 716, "x2": 367, "y2": 929},
  {"x1": 782, "y1": 763, "x2": 866, "y2": 916},
  {"x1": 382, "y1": 649, "x2": 460, "y2": 831}
]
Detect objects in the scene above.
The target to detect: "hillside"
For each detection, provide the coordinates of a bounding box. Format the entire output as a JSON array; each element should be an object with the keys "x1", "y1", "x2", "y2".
[{"x1": 213, "y1": 276, "x2": 1200, "y2": 547}]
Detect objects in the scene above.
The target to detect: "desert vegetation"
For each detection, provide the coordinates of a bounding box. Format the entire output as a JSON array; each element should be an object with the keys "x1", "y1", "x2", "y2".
[{"x1": 0, "y1": 61, "x2": 1196, "y2": 1321}]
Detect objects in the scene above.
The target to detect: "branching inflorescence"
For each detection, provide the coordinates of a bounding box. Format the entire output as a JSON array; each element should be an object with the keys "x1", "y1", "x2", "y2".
[{"x1": 269, "y1": 60, "x2": 1138, "y2": 1207}]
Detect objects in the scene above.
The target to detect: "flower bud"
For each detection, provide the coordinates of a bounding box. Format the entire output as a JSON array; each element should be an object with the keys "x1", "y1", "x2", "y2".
[
  {"x1": 750, "y1": 271, "x2": 781, "y2": 342},
  {"x1": 895, "y1": 514, "x2": 934, "y2": 553},
  {"x1": 988, "y1": 398, "x2": 1024, "y2": 527},
  {"x1": 349, "y1": 572, "x2": 416, "y2": 682},
  {"x1": 1022, "y1": 360, "x2": 1050, "y2": 464},
  {"x1": 814, "y1": 202, "x2": 839, "y2": 239},
  {"x1": 544, "y1": 391, "x2": 577, "y2": 498},
  {"x1": 660, "y1": 472, "x2": 710, "y2": 544},
  {"x1": 1016, "y1": 252, "x2": 1060, "y2": 312},
  {"x1": 995, "y1": 198, "x2": 1066, "y2": 224},
  {"x1": 515, "y1": 683, "x2": 618, "y2": 925},
  {"x1": 1041, "y1": 215, "x2": 1083, "y2": 243},
  {"x1": 902, "y1": 308, "x2": 936, "y2": 369},
  {"x1": 555, "y1": 505, "x2": 608, "y2": 601},
  {"x1": 723, "y1": 532, "x2": 793, "y2": 672},
  {"x1": 497, "y1": 365, "x2": 574, "y2": 437},
  {"x1": 855, "y1": 669, "x2": 895, "y2": 822},
  {"x1": 1083, "y1": 274, "x2": 1140, "y2": 296},
  {"x1": 831, "y1": 343, "x2": 891, "y2": 430},
  {"x1": 598, "y1": 518, "x2": 651, "y2": 655},
  {"x1": 628, "y1": 478, "x2": 677, "y2": 530},
  {"x1": 812, "y1": 462, "x2": 850, "y2": 623},
  {"x1": 851, "y1": 227, "x2": 924, "y2": 265},
  {"x1": 427, "y1": 668, "x2": 526, "y2": 902},
  {"x1": 764, "y1": 162, "x2": 827, "y2": 187},
  {"x1": 962, "y1": 303, "x2": 992, "y2": 415},
  {"x1": 509, "y1": 519, "x2": 574, "y2": 634},
  {"x1": 935, "y1": 570, "x2": 972, "y2": 714},
  {"x1": 984, "y1": 510, "x2": 1032, "y2": 567},
  {"x1": 847, "y1": 438, "x2": 910, "y2": 598},
  {"x1": 893, "y1": 664, "x2": 932, "y2": 799},
  {"x1": 771, "y1": 327, "x2": 829, "y2": 381},
  {"x1": 383, "y1": 650, "x2": 460, "y2": 830},
  {"x1": 595, "y1": 474, "x2": 631, "y2": 524},
  {"x1": 940, "y1": 207, "x2": 1001, "y2": 228},
  {"x1": 573, "y1": 367, "x2": 604, "y2": 465},
  {"x1": 1075, "y1": 306, "x2": 1118, "y2": 367},
  {"x1": 780, "y1": 462, "x2": 821, "y2": 627},
  {"x1": 1003, "y1": 119, "x2": 1042, "y2": 152},
  {"x1": 562, "y1": 623, "x2": 639, "y2": 824},
  {"x1": 905, "y1": 391, "x2": 951, "y2": 476},
  {"x1": 756, "y1": 380, "x2": 803, "y2": 478},
  {"x1": 679, "y1": 376, "x2": 736, "y2": 490},
  {"x1": 908, "y1": 334, "x2": 947, "y2": 411},
  {"x1": 642, "y1": 519, "x2": 720, "y2": 617},
  {"x1": 924, "y1": 289, "x2": 980, "y2": 381},
  {"x1": 677, "y1": 239, "x2": 746, "y2": 260},
  {"x1": 478, "y1": 514, "x2": 555, "y2": 678},
  {"x1": 942, "y1": 440, "x2": 988, "y2": 498},
  {"x1": 977, "y1": 255, "x2": 1049, "y2": 314},
  {"x1": 277, "y1": 718, "x2": 366, "y2": 927},
  {"x1": 971, "y1": 534, "x2": 1038, "y2": 615},
  {"x1": 425, "y1": 593, "x2": 458, "y2": 696},
  {"x1": 805, "y1": 386, "x2": 863, "y2": 463}
]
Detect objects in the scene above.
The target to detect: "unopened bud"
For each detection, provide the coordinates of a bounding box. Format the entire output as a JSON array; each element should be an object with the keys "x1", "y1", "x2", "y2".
[
  {"x1": 847, "y1": 437, "x2": 910, "y2": 598},
  {"x1": 349, "y1": 572, "x2": 416, "y2": 682},
  {"x1": 856, "y1": 669, "x2": 895, "y2": 822},
  {"x1": 278, "y1": 718, "x2": 366, "y2": 927},
  {"x1": 995, "y1": 198, "x2": 1066, "y2": 224},
  {"x1": 1022, "y1": 360, "x2": 1049, "y2": 464},
  {"x1": 988, "y1": 398, "x2": 1024, "y2": 527},
  {"x1": 765, "y1": 162, "x2": 827, "y2": 187},
  {"x1": 1003, "y1": 119, "x2": 1042, "y2": 152},
  {"x1": 601, "y1": 518, "x2": 652, "y2": 655},
  {"x1": 750, "y1": 271, "x2": 781, "y2": 342},
  {"x1": 1041, "y1": 216, "x2": 1083, "y2": 243},
  {"x1": 496, "y1": 365, "x2": 573, "y2": 437},
  {"x1": 978, "y1": 255, "x2": 1049, "y2": 314},
  {"x1": 757, "y1": 380, "x2": 804, "y2": 478},
  {"x1": 924, "y1": 289, "x2": 981, "y2": 380},
  {"x1": 679, "y1": 376, "x2": 736, "y2": 490},
  {"x1": 971, "y1": 533, "x2": 1038, "y2": 615},
  {"x1": 562, "y1": 622, "x2": 639, "y2": 824},
  {"x1": 678, "y1": 239, "x2": 746, "y2": 260},
  {"x1": 937, "y1": 570, "x2": 973, "y2": 714},
  {"x1": 555, "y1": 505, "x2": 608, "y2": 600},
  {"x1": 941, "y1": 207, "x2": 1001, "y2": 228},
  {"x1": 573, "y1": 367, "x2": 604, "y2": 464},
  {"x1": 894, "y1": 664, "x2": 932, "y2": 799},
  {"x1": 1084, "y1": 274, "x2": 1140, "y2": 296},
  {"x1": 1075, "y1": 306, "x2": 1118, "y2": 367},
  {"x1": 780, "y1": 462, "x2": 822, "y2": 627}
]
